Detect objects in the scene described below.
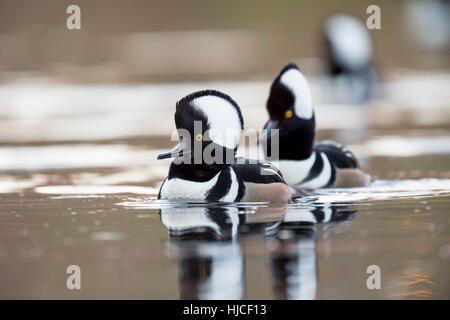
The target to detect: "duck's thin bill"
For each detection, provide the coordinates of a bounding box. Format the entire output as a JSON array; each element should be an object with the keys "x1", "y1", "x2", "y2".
[
  {"x1": 157, "y1": 143, "x2": 190, "y2": 160},
  {"x1": 258, "y1": 121, "x2": 279, "y2": 144}
]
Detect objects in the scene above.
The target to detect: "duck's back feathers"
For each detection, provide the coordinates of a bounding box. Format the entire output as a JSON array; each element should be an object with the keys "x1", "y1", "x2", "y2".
[
  {"x1": 232, "y1": 159, "x2": 295, "y2": 203},
  {"x1": 232, "y1": 158, "x2": 285, "y2": 184},
  {"x1": 314, "y1": 140, "x2": 359, "y2": 169}
]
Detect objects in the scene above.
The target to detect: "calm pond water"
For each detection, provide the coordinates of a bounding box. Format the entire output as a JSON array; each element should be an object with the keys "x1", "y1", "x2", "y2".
[{"x1": 0, "y1": 75, "x2": 449, "y2": 299}]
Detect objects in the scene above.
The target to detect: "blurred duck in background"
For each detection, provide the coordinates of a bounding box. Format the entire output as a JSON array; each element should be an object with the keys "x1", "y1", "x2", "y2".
[
  {"x1": 322, "y1": 14, "x2": 378, "y2": 104},
  {"x1": 403, "y1": 0, "x2": 450, "y2": 56},
  {"x1": 259, "y1": 64, "x2": 371, "y2": 190}
]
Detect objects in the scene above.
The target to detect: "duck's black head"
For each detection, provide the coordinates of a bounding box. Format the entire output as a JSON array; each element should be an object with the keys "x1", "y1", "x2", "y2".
[
  {"x1": 261, "y1": 64, "x2": 315, "y2": 160},
  {"x1": 158, "y1": 90, "x2": 244, "y2": 165}
]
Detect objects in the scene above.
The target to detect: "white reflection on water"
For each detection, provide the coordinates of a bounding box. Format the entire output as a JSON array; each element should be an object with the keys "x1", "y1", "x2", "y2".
[
  {"x1": 162, "y1": 207, "x2": 243, "y2": 299},
  {"x1": 350, "y1": 136, "x2": 450, "y2": 157},
  {"x1": 0, "y1": 145, "x2": 159, "y2": 170},
  {"x1": 35, "y1": 185, "x2": 159, "y2": 195},
  {"x1": 160, "y1": 204, "x2": 354, "y2": 299},
  {"x1": 111, "y1": 178, "x2": 450, "y2": 206},
  {"x1": 0, "y1": 135, "x2": 449, "y2": 173},
  {"x1": 0, "y1": 71, "x2": 448, "y2": 142},
  {"x1": 302, "y1": 179, "x2": 450, "y2": 204}
]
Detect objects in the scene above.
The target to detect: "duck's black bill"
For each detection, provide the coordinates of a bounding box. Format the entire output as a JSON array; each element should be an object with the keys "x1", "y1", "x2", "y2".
[
  {"x1": 258, "y1": 120, "x2": 279, "y2": 144},
  {"x1": 157, "y1": 143, "x2": 189, "y2": 160},
  {"x1": 157, "y1": 151, "x2": 181, "y2": 160}
]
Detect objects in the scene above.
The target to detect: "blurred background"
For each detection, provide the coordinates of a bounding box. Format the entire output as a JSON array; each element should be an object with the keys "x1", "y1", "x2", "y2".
[
  {"x1": 0, "y1": 0, "x2": 448, "y2": 142},
  {"x1": 0, "y1": 0, "x2": 449, "y2": 81},
  {"x1": 0, "y1": 0, "x2": 449, "y2": 185}
]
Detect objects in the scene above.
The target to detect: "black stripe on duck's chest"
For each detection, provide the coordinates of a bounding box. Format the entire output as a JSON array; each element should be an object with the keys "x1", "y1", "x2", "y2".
[
  {"x1": 312, "y1": 207, "x2": 325, "y2": 223},
  {"x1": 299, "y1": 151, "x2": 323, "y2": 183},
  {"x1": 206, "y1": 168, "x2": 232, "y2": 201},
  {"x1": 300, "y1": 151, "x2": 336, "y2": 187}
]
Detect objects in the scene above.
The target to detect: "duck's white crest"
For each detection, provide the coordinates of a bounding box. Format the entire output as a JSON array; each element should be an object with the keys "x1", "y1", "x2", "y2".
[
  {"x1": 325, "y1": 14, "x2": 372, "y2": 71},
  {"x1": 279, "y1": 69, "x2": 314, "y2": 119},
  {"x1": 192, "y1": 95, "x2": 243, "y2": 149}
]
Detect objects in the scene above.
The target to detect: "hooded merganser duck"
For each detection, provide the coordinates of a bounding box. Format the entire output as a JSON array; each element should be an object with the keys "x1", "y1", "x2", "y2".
[
  {"x1": 259, "y1": 64, "x2": 371, "y2": 190},
  {"x1": 322, "y1": 14, "x2": 378, "y2": 104},
  {"x1": 157, "y1": 90, "x2": 295, "y2": 202}
]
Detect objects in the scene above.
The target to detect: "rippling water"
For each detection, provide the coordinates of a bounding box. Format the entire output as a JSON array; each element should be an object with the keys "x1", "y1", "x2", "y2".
[{"x1": 0, "y1": 74, "x2": 449, "y2": 299}]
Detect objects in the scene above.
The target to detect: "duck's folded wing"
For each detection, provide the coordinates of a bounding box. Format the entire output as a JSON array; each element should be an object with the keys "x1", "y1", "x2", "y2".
[
  {"x1": 314, "y1": 140, "x2": 359, "y2": 169},
  {"x1": 232, "y1": 159, "x2": 285, "y2": 184}
]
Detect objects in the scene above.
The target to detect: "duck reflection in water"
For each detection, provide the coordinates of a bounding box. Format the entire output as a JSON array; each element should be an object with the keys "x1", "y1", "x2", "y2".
[{"x1": 160, "y1": 203, "x2": 357, "y2": 300}]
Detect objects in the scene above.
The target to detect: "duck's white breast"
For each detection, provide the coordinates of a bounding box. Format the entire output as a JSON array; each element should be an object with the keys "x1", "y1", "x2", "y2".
[
  {"x1": 159, "y1": 171, "x2": 221, "y2": 200},
  {"x1": 278, "y1": 152, "x2": 316, "y2": 186}
]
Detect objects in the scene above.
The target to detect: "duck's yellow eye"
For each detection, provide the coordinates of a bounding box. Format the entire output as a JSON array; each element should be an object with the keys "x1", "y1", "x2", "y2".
[
  {"x1": 195, "y1": 134, "x2": 203, "y2": 141},
  {"x1": 285, "y1": 110, "x2": 293, "y2": 118}
]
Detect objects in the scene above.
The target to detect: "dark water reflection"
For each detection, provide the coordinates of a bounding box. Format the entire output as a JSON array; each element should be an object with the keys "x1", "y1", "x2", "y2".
[
  {"x1": 0, "y1": 191, "x2": 448, "y2": 299},
  {"x1": 161, "y1": 204, "x2": 357, "y2": 299}
]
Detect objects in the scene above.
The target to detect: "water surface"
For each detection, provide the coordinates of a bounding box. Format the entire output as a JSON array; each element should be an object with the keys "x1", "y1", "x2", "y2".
[{"x1": 0, "y1": 76, "x2": 449, "y2": 299}]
